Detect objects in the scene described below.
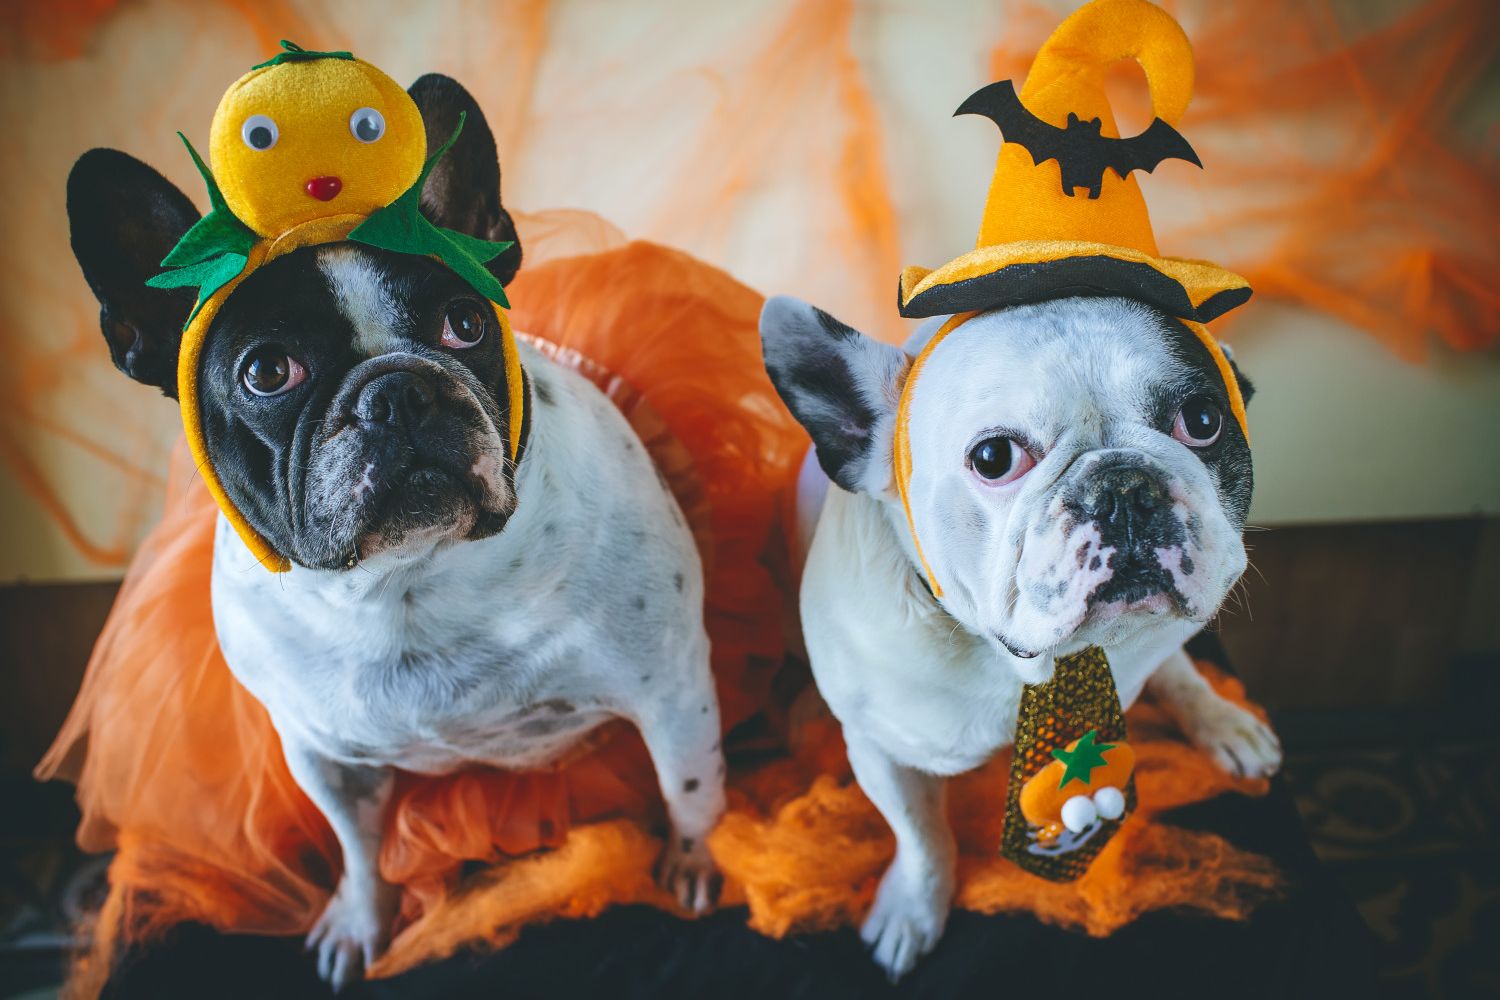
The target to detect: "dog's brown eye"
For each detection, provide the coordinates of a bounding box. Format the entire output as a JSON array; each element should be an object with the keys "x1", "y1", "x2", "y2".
[
  {"x1": 1172, "y1": 395, "x2": 1224, "y2": 447},
  {"x1": 440, "y1": 302, "x2": 486, "y2": 349},
  {"x1": 969, "y1": 436, "x2": 1034, "y2": 485},
  {"x1": 242, "y1": 348, "x2": 306, "y2": 397}
]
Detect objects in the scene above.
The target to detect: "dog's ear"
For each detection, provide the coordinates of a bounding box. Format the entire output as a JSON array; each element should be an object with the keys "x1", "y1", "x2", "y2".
[
  {"x1": 68, "y1": 148, "x2": 200, "y2": 397},
  {"x1": 408, "y1": 73, "x2": 522, "y2": 286},
  {"x1": 1218, "y1": 341, "x2": 1255, "y2": 406},
  {"x1": 760, "y1": 296, "x2": 910, "y2": 496}
]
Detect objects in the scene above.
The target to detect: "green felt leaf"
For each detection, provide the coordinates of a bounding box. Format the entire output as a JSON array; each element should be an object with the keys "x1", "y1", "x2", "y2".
[
  {"x1": 346, "y1": 195, "x2": 425, "y2": 249},
  {"x1": 349, "y1": 113, "x2": 512, "y2": 307},
  {"x1": 251, "y1": 40, "x2": 354, "y2": 71},
  {"x1": 146, "y1": 252, "x2": 248, "y2": 323},
  {"x1": 159, "y1": 134, "x2": 256, "y2": 268},
  {"x1": 162, "y1": 210, "x2": 258, "y2": 268},
  {"x1": 1051, "y1": 729, "x2": 1115, "y2": 790},
  {"x1": 180, "y1": 132, "x2": 232, "y2": 217},
  {"x1": 143, "y1": 134, "x2": 255, "y2": 326},
  {"x1": 429, "y1": 227, "x2": 511, "y2": 306},
  {"x1": 442, "y1": 227, "x2": 515, "y2": 264}
]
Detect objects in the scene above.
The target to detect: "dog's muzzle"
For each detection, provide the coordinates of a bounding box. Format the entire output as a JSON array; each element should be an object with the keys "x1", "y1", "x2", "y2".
[
  {"x1": 1082, "y1": 462, "x2": 1168, "y2": 554},
  {"x1": 1080, "y1": 460, "x2": 1181, "y2": 607},
  {"x1": 351, "y1": 367, "x2": 439, "y2": 436}
]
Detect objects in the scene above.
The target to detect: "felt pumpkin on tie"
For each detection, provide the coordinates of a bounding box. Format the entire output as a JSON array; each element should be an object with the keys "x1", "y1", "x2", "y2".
[
  {"x1": 145, "y1": 40, "x2": 523, "y2": 572},
  {"x1": 886, "y1": 0, "x2": 1252, "y2": 880}
]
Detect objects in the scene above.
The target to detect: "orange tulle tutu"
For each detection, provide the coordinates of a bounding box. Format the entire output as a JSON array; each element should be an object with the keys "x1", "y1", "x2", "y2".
[{"x1": 38, "y1": 235, "x2": 1279, "y2": 991}]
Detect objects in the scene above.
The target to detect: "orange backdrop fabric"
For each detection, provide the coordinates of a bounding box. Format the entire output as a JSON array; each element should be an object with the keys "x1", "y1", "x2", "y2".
[{"x1": 0, "y1": 0, "x2": 1494, "y2": 576}]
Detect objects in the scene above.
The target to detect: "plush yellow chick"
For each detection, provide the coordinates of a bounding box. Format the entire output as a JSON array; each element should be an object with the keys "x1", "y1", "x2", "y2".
[
  {"x1": 151, "y1": 41, "x2": 519, "y2": 573},
  {"x1": 207, "y1": 43, "x2": 426, "y2": 237}
]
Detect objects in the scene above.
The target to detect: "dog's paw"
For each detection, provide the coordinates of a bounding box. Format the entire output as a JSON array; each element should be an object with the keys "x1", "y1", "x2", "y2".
[
  {"x1": 305, "y1": 882, "x2": 394, "y2": 992},
  {"x1": 1182, "y1": 696, "x2": 1282, "y2": 779},
  {"x1": 656, "y1": 832, "x2": 722, "y2": 914},
  {"x1": 861, "y1": 860, "x2": 952, "y2": 982}
]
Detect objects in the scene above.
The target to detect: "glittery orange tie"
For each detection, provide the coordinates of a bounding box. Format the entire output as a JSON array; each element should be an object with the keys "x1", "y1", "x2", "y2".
[{"x1": 1001, "y1": 645, "x2": 1137, "y2": 881}]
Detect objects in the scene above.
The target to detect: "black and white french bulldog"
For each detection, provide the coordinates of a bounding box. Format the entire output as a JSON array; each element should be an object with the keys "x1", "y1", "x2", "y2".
[
  {"x1": 69, "y1": 75, "x2": 725, "y2": 990},
  {"x1": 760, "y1": 295, "x2": 1282, "y2": 979}
]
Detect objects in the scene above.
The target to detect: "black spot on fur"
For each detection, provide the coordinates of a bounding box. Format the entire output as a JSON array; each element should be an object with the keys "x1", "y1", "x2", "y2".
[
  {"x1": 633, "y1": 595, "x2": 647, "y2": 611},
  {"x1": 509, "y1": 557, "x2": 523, "y2": 571},
  {"x1": 763, "y1": 307, "x2": 882, "y2": 494},
  {"x1": 336, "y1": 766, "x2": 387, "y2": 802},
  {"x1": 680, "y1": 837, "x2": 695, "y2": 852},
  {"x1": 1156, "y1": 315, "x2": 1254, "y2": 527},
  {"x1": 684, "y1": 779, "x2": 700, "y2": 793},
  {"x1": 533, "y1": 378, "x2": 555, "y2": 406},
  {"x1": 519, "y1": 718, "x2": 567, "y2": 737},
  {"x1": 673, "y1": 572, "x2": 685, "y2": 593}
]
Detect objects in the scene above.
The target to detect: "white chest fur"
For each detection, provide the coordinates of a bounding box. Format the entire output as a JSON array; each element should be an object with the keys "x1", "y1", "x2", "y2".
[
  {"x1": 799, "y1": 486, "x2": 1196, "y2": 776},
  {"x1": 209, "y1": 343, "x2": 706, "y2": 775}
]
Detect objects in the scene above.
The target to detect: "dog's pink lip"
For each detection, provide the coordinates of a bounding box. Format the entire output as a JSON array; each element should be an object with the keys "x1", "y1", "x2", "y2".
[
  {"x1": 994, "y1": 632, "x2": 1039, "y2": 658},
  {"x1": 306, "y1": 176, "x2": 342, "y2": 201}
]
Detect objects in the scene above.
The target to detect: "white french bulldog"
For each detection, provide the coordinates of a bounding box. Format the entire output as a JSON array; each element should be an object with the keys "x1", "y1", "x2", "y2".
[
  {"x1": 68, "y1": 75, "x2": 724, "y2": 990},
  {"x1": 760, "y1": 294, "x2": 1282, "y2": 979}
]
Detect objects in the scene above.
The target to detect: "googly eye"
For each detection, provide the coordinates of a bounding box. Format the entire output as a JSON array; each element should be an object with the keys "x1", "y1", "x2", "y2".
[
  {"x1": 241, "y1": 114, "x2": 279, "y2": 151},
  {"x1": 349, "y1": 107, "x2": 386, "y2": 143}
]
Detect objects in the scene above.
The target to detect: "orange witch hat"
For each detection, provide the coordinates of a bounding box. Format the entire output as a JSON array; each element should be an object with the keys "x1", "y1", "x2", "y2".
[
  {"x1": 897, "y1": 0, "x2": 1251, "y2": 327},
  {"x1": 892, "y1": 0, "x2": 1251, "y2": 600}
]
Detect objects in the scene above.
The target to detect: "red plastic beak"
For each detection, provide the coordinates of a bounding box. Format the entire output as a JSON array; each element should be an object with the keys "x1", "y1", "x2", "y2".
[{"x1": 306, "y1": 176, "x2": 343, "y2": 202}]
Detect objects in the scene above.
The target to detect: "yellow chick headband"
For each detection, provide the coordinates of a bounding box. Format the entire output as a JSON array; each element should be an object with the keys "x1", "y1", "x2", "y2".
[
  {"x1": 147, "y1": 42, "x2": 524, "y2": 573},
  {"x1": 893, "y1": 0, "x2": 1250, "y2": 599}
]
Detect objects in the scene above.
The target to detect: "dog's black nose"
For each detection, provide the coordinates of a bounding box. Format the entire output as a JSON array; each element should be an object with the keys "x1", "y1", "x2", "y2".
[
  {"x1": 355, "y1": 370, "x2": 437, "y2": 428},
  {"x1": 1084, "y1": 464, "x2": 1167, "y2": 550}
]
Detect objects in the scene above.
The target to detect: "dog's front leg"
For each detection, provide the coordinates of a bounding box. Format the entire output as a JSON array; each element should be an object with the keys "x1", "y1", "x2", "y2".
[
  {"x1": 846, "y1": 733, "x2": 956, "y2": 981},
  {"x1": 1146, "y1": 647, "x2": 1282, "y2": 779},
  {"x1": 281, "y1": 742, "x2": 397, "y2": 991},
  {"x1": 632, "y1": 661, "x2": 727, "y2": 914}
]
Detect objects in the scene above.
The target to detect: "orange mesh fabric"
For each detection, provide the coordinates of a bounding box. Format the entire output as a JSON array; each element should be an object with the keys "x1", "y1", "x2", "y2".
[
  {"x1": 2, "y1": 0, "x2": 1492, "y2": 577},
  {"x1": 36, "y1": 239, "x2": 807, "y2": 987},
  {"x1": 709, "y1": 664, "x2": 1281, "y2": 940}
]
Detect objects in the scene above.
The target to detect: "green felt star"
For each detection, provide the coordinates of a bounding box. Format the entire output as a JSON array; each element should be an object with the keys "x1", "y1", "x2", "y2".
[
  {"x1": 1051, "y1": 729, "x2": 1115, "y2": 790},
  {"x1": 251, "y1": 40, "x2": 354, "y2": 71},
  {"x1": 145, "y1": 133, "x2": 257, "y2": 324},
  {"x1": 350, "y1": 112, "x2": 514, "y2": 308}
]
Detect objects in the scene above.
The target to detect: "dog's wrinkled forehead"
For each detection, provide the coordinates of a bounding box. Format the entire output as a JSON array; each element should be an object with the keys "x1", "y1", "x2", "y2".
[
  {"x1": 320, "y1": 244, "x2": 413, "y2": 357},
  {"x1": 911, "y1": 298, "x2": 1217, "y2": 444},
  {"x1": 203, "y1": 242, "x2": 481, "y2": 363}
]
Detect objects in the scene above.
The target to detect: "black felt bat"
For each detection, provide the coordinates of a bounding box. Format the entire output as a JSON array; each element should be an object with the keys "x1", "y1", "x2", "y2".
[{"x1": 956, "y1": 80, "x2": 1201, "y2": 199}]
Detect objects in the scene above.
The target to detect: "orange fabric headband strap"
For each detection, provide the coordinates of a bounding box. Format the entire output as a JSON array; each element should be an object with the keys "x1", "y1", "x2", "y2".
[
  {"x1": 892, "y1": 311, "x2": 1247, "y2": 599},
  {"x1": 177, "y1": 216, "x2": 526, "y2": 573}
]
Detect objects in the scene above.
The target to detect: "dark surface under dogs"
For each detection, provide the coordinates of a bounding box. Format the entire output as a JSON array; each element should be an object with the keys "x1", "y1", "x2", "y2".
[{"x1": 91, "y1": 638, "x2": 1376, "y2": 1000}]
